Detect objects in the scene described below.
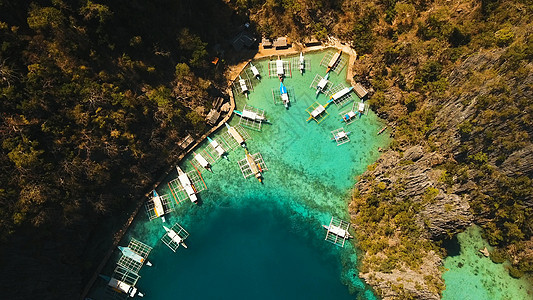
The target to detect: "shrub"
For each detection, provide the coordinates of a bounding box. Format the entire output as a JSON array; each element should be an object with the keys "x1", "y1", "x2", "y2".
[
  {"x1": 508, "y1": 266, "x2": 524, "y2": 278},
  {"x1": 449, "y1": 27, "x2": 471, "y2": 47},
  {"x1": 495, "y1": 28, "x2": 514, "y2": 47},
  {"x1": 489, "y1": 249, "x2": 506, "y2": 264}
]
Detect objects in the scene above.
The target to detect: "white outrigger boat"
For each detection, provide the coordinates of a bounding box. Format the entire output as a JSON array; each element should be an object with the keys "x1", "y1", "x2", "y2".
[
  {"x1": 326, "y1": 49, "x2": 342, "y2": 74},
  {"x1": 234, "y1": 109, "x2": 269, "y2": 123},
  {"x1": 276, "y1": 57, "x2": 284, "y2": 81},
  {"x1": 330, "y1": 86, "x2": 354, "y2": 101},
  {"x1": 118, "y1": 246, "x2": 152, "y2": 267},
  {"x1": 280, "y1": 82, "x2": 290, "y2": 109},
  {"x1": 358, "y1": 102, "x2": 366, "y2": 114},
  {"x1": 332, "y1": 130, "x2": 351, "y2": 142},
  {"x1": 194, "y1": 152, "x2": 212, "y2": 172},
  {"x1": 99, "y1": 274, "x2": 144, "y2": 298},
  {"x1": 225, "y1": 123, "x2": 246, "y2": 147},
  {"x1": 316, "y1": 72, "x2": 329, "y2": 97},
  {"x1": 238, "y1": 75, "x2": 249, "y2": 99},
  {"x1": 176, "y1": 166, "x2": 198, "y2": 203},
  {"x1": 245, "y1": 149, "x2": 263, "y2": 182},
  {"x1": 151, "y1": 190, "x2": 166, "y2": 222},
  {"x1": 163, "y1": 225, "x2": 188, "y2": 249},
  {"x1": 323, "y1": 217, "x2": 352, "y2": 247},
  {"x1": 299, "y1": 52, "x2": 305, "y2": 75},
  {"x1": 306, "y1": 99, "x2": 333, "y2": 122},
  {"x1": 207, "y1": 136, "x2": 227, "y2": 159},
  {"x1": 342, "y1": 110, "x2": 357, "y2": 123},
  {"x1": 250, "y1": 62, "x2": 261, "y2": 80},
  {"x1": 322, "y1": 224, "x2": 353, "y2": 239}
]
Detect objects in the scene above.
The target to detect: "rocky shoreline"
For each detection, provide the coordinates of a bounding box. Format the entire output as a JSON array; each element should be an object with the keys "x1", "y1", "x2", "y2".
[{"x1": 349, "y1": 48, "x2": 533, "y2": 298}]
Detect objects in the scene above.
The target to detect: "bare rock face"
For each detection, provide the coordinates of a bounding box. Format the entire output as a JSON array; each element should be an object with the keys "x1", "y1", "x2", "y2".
[
  {"x1": 402, "y1": 145, "x2": 424, "y2": 162},
  {"x1": 429, "y1": 49, "x2": 506, "y2": 153},
  {"x1": 360, "y1": 251, "x2": 443, "y2": 300},
  {"x1": 501, "y1": 144, "x2": 533, "y2": 177},
  {"x1": 353, "y1": 48, "x2": 531, "y2": 300},
  {"x1": 420, "y1": 193, "x2": 473, "y2": 240}
]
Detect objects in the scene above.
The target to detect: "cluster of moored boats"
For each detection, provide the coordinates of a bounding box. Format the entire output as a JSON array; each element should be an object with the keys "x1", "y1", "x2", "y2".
[{"x1": 100, "y1": 49, "x2": 368, "y2": 299}]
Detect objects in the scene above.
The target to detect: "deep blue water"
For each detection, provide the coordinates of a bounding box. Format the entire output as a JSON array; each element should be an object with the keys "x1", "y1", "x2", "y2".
[{"x1": 138, "y1": 201, "x2": 354, "y2": 299}]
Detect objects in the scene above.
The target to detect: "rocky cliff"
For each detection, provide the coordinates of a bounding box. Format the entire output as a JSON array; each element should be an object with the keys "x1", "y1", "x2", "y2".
[{"x1": 350, "y1": 45, "x2": 533, "y2": 298}]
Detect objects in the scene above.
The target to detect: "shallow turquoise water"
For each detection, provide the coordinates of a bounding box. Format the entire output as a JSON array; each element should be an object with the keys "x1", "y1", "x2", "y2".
[
  {"x1": 442, "y1": 226, "x2": 533, "y2": 300},
  {"x1": 89, "y1": 49, "x2": 389, "y2": 299}
]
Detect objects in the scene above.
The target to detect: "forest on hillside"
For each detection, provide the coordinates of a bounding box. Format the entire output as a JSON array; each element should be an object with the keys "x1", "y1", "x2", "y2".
[
  {"x1": 0, "y1": 0, "x2": 531, "y2": 298},
  {"x1": 0, "y1": 0, "x2": 248, "y2": 298}
]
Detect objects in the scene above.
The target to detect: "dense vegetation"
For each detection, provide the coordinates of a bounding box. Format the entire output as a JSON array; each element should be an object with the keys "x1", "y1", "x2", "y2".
[
  {"x1": 356, "y1": 0, "x2": 532, "y2": 280},
  {"x1": 342, "y1": 0, "x2": 532, "y2": 295},
  {"x1": 0, "y1": 0, "x2": 531, "y2": 298},
  {"x1": 0, "y1": 0, "x2": 249, "y2": 297}
]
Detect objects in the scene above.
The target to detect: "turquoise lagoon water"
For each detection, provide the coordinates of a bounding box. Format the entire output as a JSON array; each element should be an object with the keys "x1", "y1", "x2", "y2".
[
  {"x1": 442, "y1": 226, "x2": 533, "y2": 300},
  {"x1": 89, "y1": 50, "x2": 389, "y2": 299}
]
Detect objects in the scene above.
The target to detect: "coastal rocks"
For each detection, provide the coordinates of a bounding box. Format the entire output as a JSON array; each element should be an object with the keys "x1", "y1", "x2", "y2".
[
  {"x1": 352, "y1": 146, "x2": 472, "y2": 298},
  {"x1": 360, "y1": 251, "x2": 443, "y2": 300},
  {"x1": 429, "y1": 50, "x2": 507, "y2": 153}
]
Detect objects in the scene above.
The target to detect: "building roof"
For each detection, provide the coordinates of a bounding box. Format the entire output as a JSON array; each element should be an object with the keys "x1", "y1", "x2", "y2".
[
  {"x1": 303, "y1": 36, "x2": 321, "y2": 46},
  {"x1": 178, "y1": 134, "x2": 194, "y2": 149},
  {"x1": 273, "y1": 37, "x2": 288, "y2": 48},
  {"x1": 213, "y1": 97, "x2": 224, "y2": 110},
  {"x1": 206, "y1": 109, "x2": 220, "y2": 126},
  {"x1": 262, "y1": 37, "x2": 272, "y2": 47},
  {"x1": 354, "y1": 83, "x2": 368, "y2": 98}
]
